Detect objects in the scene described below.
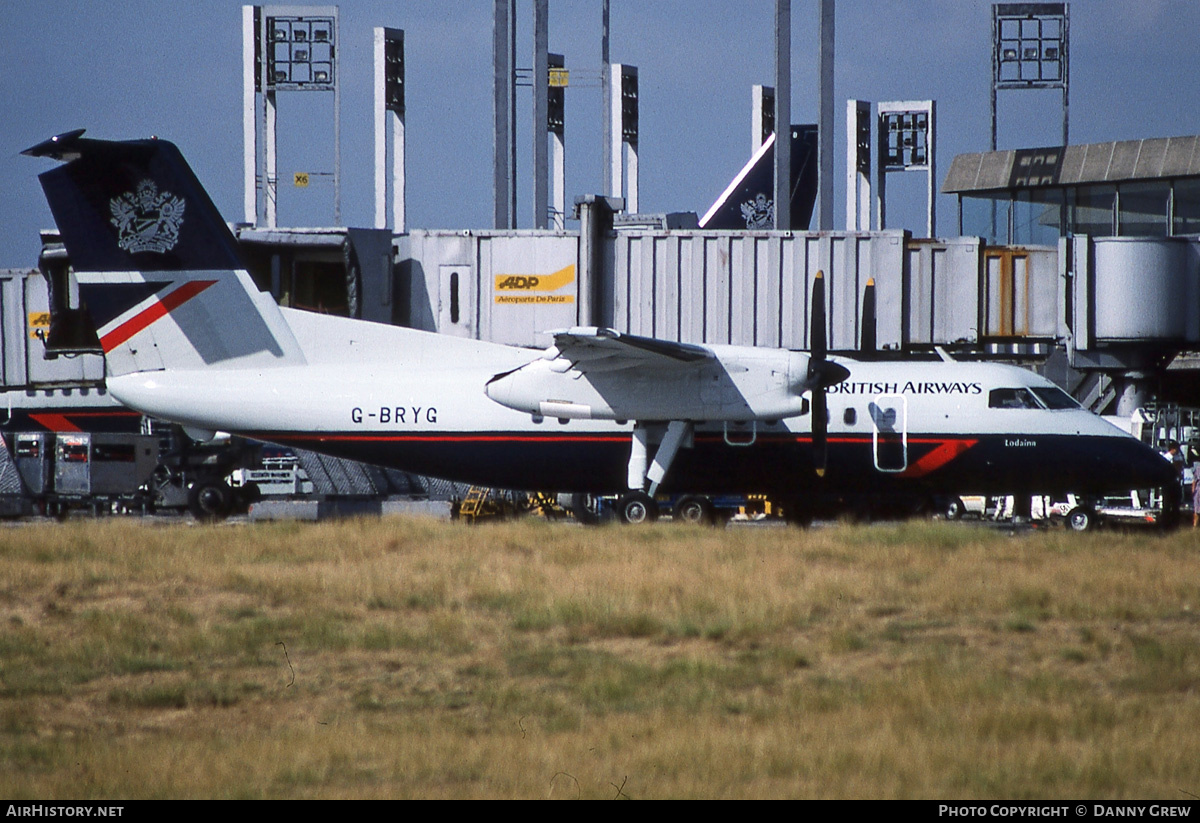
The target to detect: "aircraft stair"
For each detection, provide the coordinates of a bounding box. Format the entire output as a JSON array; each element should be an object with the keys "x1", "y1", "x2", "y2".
[
  {"x1": 457, "y1": 486, "x2": 494, "y2": 524},
  {"x1": 1073, "y1": 371, "x2": 1116, "y2": 415}
]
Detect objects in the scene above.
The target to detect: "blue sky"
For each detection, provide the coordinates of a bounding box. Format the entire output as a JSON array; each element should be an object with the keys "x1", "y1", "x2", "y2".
[{"x1": 3, "y1": 0, "x2": 1199, "y2": 267}]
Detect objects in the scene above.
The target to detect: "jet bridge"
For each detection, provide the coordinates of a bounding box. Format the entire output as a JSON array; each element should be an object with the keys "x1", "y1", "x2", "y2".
[{"x1": 391, "y1": 217, "x2": 1063, "y2": 358}]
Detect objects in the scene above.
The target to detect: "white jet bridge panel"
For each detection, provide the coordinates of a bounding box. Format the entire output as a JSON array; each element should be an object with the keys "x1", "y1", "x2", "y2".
[
  {"x1": 904, "y1": 238, "x2": 983, "y2": 346},
  {"x1": 398, "y1": 227, "x2": 1073, "y2": 357},
  {"x1": 608, "y1": 231, "x2": 906, "y2": 352},
  {"x1": 982, "y1": 245, "x2": 1059, "y2": 339},
  {"x1": 478, "y1": 234, "x2": 578, "y2": 346}
]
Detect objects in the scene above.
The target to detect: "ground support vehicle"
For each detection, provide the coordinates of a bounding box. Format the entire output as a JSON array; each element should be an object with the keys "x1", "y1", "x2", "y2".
[{"x1": 9, "y1": 431, "x2": 158, "y2": 517}]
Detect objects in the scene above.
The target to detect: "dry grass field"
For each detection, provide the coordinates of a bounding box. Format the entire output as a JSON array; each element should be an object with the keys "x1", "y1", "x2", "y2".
[{"x1": 1, "y1": 515, "x2": 1198, "y2": 799}]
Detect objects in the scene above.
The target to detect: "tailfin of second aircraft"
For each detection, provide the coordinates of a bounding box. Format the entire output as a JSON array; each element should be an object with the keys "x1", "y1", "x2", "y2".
[
  {"x1": 24, "y1": 130, "x2": 304, "y2": 376},
  {"x1": 699, "y1": 125, "x2": 818, "y2": 231}
]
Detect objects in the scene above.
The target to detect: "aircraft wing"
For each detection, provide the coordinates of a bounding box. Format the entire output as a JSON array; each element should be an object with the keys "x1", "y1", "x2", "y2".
[{"x1": 543, "y1": 327, "x2": 713, "y2": 374}]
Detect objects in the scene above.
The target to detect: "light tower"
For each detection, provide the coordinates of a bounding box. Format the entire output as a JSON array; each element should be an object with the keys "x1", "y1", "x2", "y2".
[
  {"x1": 548, "y1": 54, "x2": 568, "y2": 229},
  {"x1": 846, "y1": 100, "x2": 871, "y2": 231},
  {"x1": 242, "y1": 5, "x2": 341, "y2": 228},
  {"x1": 878, "y1": 100, "x2": 936, "y2": 238},
  {"x1": 608, "y1": 64, "x2": 639, "y2": 213},
  {"x1": 373, "y1": 26, "x2": 405, "y2": 232},
  {"x1": 991, "y1": 3, "x2": 1069, "y2": 150}
]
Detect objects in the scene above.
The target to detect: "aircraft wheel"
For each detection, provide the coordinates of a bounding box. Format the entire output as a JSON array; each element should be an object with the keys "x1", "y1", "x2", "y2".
[
  {"x1": 1066, "y1": 506, "x2": 1096, "y2": 532},
  {"x1": 188, "y1": 480, "x2": 233, "y2": 522},
  {"x1": 617, "y1": 491, "x2": 658, "y2": 524},
  {"x1": 673, "y1": 494, "x2": 715, "y2": 525},
  {"x1": 570, "y1": 493, "x2": 604, "y2": 525}
]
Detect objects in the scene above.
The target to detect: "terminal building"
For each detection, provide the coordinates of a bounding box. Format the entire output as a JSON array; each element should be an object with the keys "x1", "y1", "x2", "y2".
[{"x1": 944, "y1": 135, "x2": 1200, "y2": 245}]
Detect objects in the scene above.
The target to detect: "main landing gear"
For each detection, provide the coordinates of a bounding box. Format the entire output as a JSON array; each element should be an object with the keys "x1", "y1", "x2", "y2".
[
  {"x1": 566, "y1": 421, "x2": 696, "y2": 525},
  {"x1": 672, "y1": 494, "x2": 715, "y2": 525},
  {"x1": 616, "y1": 491, "x2": 658, "y2": 524},
  {"x1": 617, "y1": 421, "x2": 693, "y2": 524}
]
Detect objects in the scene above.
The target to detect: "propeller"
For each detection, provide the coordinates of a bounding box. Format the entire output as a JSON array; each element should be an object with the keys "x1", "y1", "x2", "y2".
[{"x1": 807, "y1": 271, "x2": 850, "y2": 476}]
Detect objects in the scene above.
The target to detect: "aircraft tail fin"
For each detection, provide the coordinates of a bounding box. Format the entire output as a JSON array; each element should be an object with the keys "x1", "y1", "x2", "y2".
[
  {"x1": 25, "y1": 130, "x2": 303, "y2": 377},
  {"x1": 699, "y1": 125, "x2": 818, "y2": 230}
]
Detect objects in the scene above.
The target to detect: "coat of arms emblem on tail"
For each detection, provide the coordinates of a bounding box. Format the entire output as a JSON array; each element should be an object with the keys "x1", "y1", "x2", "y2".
[{"x1": 109, "y1": 180, "x2": 185, "y2": 254}]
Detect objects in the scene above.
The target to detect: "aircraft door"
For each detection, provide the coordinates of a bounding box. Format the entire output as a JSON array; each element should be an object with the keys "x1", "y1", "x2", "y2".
[
  {"x1": 983, "y1": 248, "x2": 1030, "y2": 337},
  {"x1": 870, "y1": 395, "x2": 907, "y2": 473},
  {"x1": 438, "y1": 265, "x2": 474, "y2": 338}
]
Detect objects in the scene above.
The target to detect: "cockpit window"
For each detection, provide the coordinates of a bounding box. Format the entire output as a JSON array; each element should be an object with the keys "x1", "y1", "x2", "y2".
[
  {"x1": 1030, "y1": 387, "x2": 1081, "y2": 410},
  {"x1": 988, "y1": 388, "x2": 1041, "y2": 410},
  {"x1": 989, "y1": 386, "x2": 1082, "y2": 410}
]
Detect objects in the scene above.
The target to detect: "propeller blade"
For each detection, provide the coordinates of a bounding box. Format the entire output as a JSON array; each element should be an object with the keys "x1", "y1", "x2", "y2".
[
  {"x1": 812, "y1": 384, "x2": 828, "y2": 477},
  {"x1": 808, "y1": 271, "x2": 832, "y2": 477},
  {"x1": 861, "y1": 277, "x2": 876, "y2": 355},
  {"x1": 810, "y1": 271, "x2": 827, "y2": 362}
]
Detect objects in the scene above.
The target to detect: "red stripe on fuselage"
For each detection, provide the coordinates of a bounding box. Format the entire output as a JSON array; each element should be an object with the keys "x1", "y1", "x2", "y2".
[
  {"x1": 27, "y1": 413, "x2": 82, "y2": 433},
  {"x1": 99, "y1": 280, "x2": 217, "y2": 352},
  {"x1": 898, "y1": 438, "x2": 979, "y2": 478},
  {"x1": 27, "y1": 411, "x2": 139, "y2": 433}
]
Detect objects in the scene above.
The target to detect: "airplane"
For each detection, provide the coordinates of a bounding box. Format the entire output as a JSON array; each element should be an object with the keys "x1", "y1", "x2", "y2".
[{"x1": 22, "y1": 130, "x2": 1179, "y2": 525}]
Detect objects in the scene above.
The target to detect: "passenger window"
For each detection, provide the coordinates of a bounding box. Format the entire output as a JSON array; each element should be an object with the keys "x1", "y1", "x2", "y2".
[
  {"x1": 988, "y1": 388, "x2": 1040, "y2": 410},
  {"x1": 843, "y1": 408, "x2": 857, "y2": 425}
]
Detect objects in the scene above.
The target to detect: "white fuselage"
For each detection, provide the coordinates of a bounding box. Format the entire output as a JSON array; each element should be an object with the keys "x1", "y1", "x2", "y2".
[{"x1": 104, "y1": 308, "x2": 1173, "y2": 497}]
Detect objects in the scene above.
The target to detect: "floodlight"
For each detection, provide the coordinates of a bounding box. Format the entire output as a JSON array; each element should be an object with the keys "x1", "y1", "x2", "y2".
[
  {"x1": 265, "y1": 13, "x2": 336, "y2": 90},
  {"x1": 880, "y1": 107, "x2": 931, "y2": 170},
  {"x1": 993, "y1": 4, "x2": 1068, "y2": 88}
]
